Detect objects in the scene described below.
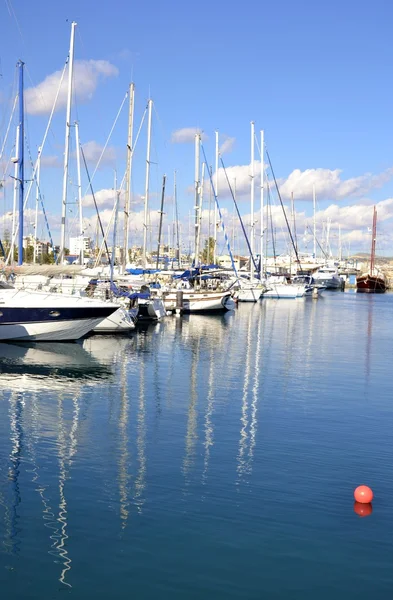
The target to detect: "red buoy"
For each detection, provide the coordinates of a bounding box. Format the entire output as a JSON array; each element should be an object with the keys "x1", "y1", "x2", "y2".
[
  {"x1": 354, "y1": 485, "x2": 373, "y2": 504},
  {"x1": 354, "y1": 502, "x2": 373, "y2": 517}
]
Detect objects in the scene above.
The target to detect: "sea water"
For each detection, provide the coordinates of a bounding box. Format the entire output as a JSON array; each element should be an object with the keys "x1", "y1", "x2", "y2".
[{"x1": 0, "y1": 291, "x2": 392, "y2": 599}]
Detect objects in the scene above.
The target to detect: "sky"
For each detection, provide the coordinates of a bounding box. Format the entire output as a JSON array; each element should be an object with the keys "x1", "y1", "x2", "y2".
[{"x1": 1, "y1": 0, "x2": 393, "y2": 258}]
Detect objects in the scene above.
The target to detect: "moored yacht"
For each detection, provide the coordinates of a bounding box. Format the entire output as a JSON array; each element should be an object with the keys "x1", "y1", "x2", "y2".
[{"x1": 0, "y1": 282, "x2": 118, "y2": 341}]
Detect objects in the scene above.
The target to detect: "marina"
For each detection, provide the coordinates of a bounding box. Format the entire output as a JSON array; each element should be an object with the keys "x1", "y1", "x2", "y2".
[{"x1": 1, "y1": 0, "x2": 393, "y2": 598}]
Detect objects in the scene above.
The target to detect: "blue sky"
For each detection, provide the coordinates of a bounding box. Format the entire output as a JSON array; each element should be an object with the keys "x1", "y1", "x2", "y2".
[{"x1": 1, "y1": 0, "x2": 393, "y2": 256}]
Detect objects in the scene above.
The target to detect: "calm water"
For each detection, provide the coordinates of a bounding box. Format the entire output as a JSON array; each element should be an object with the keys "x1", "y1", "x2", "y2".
[{"x1": 1, "y1": 292, "x2": 393, "y2": 599}]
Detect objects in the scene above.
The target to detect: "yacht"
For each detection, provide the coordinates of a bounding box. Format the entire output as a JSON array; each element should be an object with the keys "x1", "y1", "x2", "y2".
[
  {"x1": 313, "y1": 266, "x2": 343, "y2": 290},
  {"x1": 0, "y1": 281, "x2": 118, "y2": 341}
]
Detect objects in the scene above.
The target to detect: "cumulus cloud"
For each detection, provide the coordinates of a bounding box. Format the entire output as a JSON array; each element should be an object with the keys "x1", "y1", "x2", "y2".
[
  {"x1": 80, "y1": 141, "x2": 116, "y2": 167},
  {"x1": 25, "y1": 59, "x2": 119, "y2": 116},
  {"x1": 219, "y1": 136, "x2": 235, "y2": 155},
  {"x1": 171, "y1": 127, "x2": 207, "y2": 143},
  {"x1": 40, "y1": 155, "x2": 61, "y2": 168},
  {"x1": 278, "y1": 167, "x2": 393, "y2": 201},
  {"x1": 82, "y1": 187, "x2": 144, "y2": 210}
]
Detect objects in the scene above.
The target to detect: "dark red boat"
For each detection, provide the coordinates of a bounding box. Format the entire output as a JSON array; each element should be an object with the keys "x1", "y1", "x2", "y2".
[{"x1": 356, "y1": 206, "x2": 386, "y2": 294}]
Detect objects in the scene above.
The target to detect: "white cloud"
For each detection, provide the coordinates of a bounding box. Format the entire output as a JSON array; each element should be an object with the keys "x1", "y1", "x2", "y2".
[
  {"x1": 82, "y1": 188, "x2": 120, "y2": 210},
  {"x1": 80, "y1": 141, "x2": 116, "y2": 167},
  {"x1": 219, "y1": 136, "x2": 235, "y2": 155},
  {"x1": 40, "y1": 155, "x2": 61, "y2": 168},
  {"x1": 82, "y1": 187, "x2": 144, "y2": 210},
  {"x1": 25, "y1": 59, "x2": 119, "y2": 116},
  {"x1": 278, "y1": 167, "x2": 393, "y2": 201},
  {"x1": 171, "y1": 127, "x2": 208, "y2": 143}
]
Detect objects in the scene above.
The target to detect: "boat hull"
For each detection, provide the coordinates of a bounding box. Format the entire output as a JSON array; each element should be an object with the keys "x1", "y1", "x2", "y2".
[
  {"x1": 93, "y1": 307, "x2": 135, "y2": 333},
  {"x1": 235, "y1": 287, "x2": 263, "y2": 302},
  {"x1": 164, "y1": 291, "x2": 233, "y2": 312},
  {"x1": 0, "y1": 314, "x2": 111, "y2": 341},
  {"x1": 0, "y1": 288, "x2": 118, "y2": 341},
  {"x1": 356, "y1": 275, "x2": 386, "y2": 293},
  {"x1": 137, "y1": 298, "x2": 167, "y2": 320},
  {"x1": 263, "y1": 284, "x2": 307, "y2": 299}
]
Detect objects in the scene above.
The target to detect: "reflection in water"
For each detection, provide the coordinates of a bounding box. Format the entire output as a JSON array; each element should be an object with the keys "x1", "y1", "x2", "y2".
[
  {"x1": 118, "y1": 359, "x2": 130, "y2": 528},
  {"x1": 0, "y1": 341, "x2": 113, "y2": 391},
  {"x1": 134, "y1": 336, "x2": 147, "y2": 513},
  {"x1": 237, "y1": 310, "x2": 253, "y2": 481},
  {"x1": 202, "y1": 347, "x2": 215, "y2": 485},
  {"x1": 182, "y1": 336, "x2": 200, "y2": 484},
  {"x1": 7, "y1": 393, "x2": 23, "y2": 555},
  {"x1": 366, "y1": 297, "x2": 373, "y2": 381}
]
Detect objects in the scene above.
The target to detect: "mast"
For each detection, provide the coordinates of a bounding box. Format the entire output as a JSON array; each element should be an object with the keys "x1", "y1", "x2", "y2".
[
  {"x1": 11, "y1": 124, "x2": 20, "y2": 265},
  {"x1": 17, "y1": 60, "x2": 24, "y2": 266},
  {"x1": 156, "y1": 175, "x2": 166, "y2": 270},
  {"x1": 338, "y1": 224, "x2": 342, "y2": 262},
  {"x1": 75, "y1": 122, "x2": 84, "y2": 265},
  {"x1": 174, "y1": 170, "x2": 181, "y2": 268},
  {"x1": 60, "y1": 21, "x2": 77, "y2": 263},
  {"x1": 33, "y1": 146, "x2": 41, "y2": 264},
  {"x1": 142, "y1": 98, "x2": 152, "y2": 269},
  {"x1": 195, "y1": 161, "x2": 204, "y2": 266},
  {"x1": 291, "y1": 191, "x2": 297, "y2": 253},
  {"x1": 214, "y1": 131, "x2": 218, "y2": 264},
  {"x1": 123, "y1": 82, "x2": 135, "y2": 270},
  {"x1": 312, "y1": 183, "x2": 316, "y2": 259},
  {"x1": 370, "y1": 206, "x2": 377, "y2": 275},
  {"x1": 260, "y1": 129, "x2": 264, "y2": 275},
  {"x1": 110, "y1": 171, "x2": 119, "y2": 283},
  {"x1": 193, "y1": 133, "x2": 201, "y2": 266},
  {"x1": 250, "y1": 121, "x2": 255, "y2": 279}
]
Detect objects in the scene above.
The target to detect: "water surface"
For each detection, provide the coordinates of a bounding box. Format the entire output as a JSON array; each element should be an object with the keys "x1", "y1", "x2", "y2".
[{"x1": 0, "y1": 292, "x2": 392, "y2": 599}]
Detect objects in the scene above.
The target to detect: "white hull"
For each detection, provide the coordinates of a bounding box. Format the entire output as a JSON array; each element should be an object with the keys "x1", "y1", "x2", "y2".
[
  {"x1": 137, "y1": 298, "x2": 167, "y2": 320},
  {"x1": 93, "y1": 307, "x2": 135, "y2": 333},
  {"x1": 0, "y1": 317, "x2": 105, "y2": 341},
  {"x1": 0, "y1": 286, "x2": 118, "y2": 341},
  {"x1": 235, "y1": 287, "x2": 263, "y2": 302},
  {"x1": 263, "y1": 284, "x2": 307, "y2": 299},
  {"x1": 164, "y1": 291, "x2": 232, "y2": 312}
]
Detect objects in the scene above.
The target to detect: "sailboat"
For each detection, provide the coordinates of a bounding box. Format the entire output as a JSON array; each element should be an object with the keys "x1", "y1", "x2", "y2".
[{"x1": 356, "y1": 206, "x2": 386, "y2": 293}]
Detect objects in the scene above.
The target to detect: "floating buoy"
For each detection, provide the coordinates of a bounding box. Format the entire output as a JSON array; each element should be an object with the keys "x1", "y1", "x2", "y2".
[
  {"x1": 354, "y1": 485, "x2": 373, "y2": 504},
  {"x1": 354, "y1": 502, "x2": 373, "y2": 517}
]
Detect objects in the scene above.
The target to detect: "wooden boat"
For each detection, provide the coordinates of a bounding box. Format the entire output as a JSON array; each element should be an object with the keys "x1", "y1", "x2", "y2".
[{"x1": 356, "y1": 206, "x2": 386, "y2": 294}]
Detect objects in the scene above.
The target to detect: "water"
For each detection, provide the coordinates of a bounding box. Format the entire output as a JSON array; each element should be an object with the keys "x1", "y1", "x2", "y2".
[{"x1": 1, "y1": 292, "x2": 393, "y2": 599}]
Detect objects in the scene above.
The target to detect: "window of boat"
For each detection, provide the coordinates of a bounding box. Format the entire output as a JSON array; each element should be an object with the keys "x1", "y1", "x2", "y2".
[{"x1": 0, "y1": 281, "x2": 14, "y2": 289}]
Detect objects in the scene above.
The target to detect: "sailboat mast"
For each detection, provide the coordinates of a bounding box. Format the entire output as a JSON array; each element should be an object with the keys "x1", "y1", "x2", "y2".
[
  {"x1": 75, "y1": 121, "x2": 84, "y2": 266},
  {"x1": 60, "y1": 21, "x2": 77, "y2": 262},
  {"x1": 250, "y1": 121, "x2": 255, "y2": 279},
  {"x1": 174, "y1": 170, "x2": 181, "y2": 268},
  {"x1": 33, "y1": 146, "x2": 41, "y2": 264},
  {"x1": 338, "y1": 224, "x2": 342, "y2": 262},
  {"x1": 123, "y1": 82, "x2": 135, "y2": 270},
  {"x1": 142, "y1": 98, "x2": 152, "y2": 269},
  {"x1": 194, "y1": 133, "x2": 201, "y2": 266},
  {"x1": 156, "y1": 175, "x2": 166, "y2": 270},
  {"x1": 214, "y1": 130, "x2": 218, "y2": 264},
  {"x1": 11, "y1": 124, "x2": 20, "y2": 266},
  {"x1": 370, "y1": 206, "x2": 377, "y2": 275},
  {"x1": 312, "y1": 184, "x2": 317, "y2": 259},
  {"x1": 195, "y1": 161, "x2": 204, "y2": 266},
  {"x1": 260, "y1": 129, "x2": 264, "y2": 275},
  {"x1": 17, "y1": 60, "x2": 24, "y2": 266}
]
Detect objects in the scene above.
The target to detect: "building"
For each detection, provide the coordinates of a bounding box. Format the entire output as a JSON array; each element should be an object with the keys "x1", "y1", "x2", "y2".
[
  {"x1": 22, "y1": 235, "x2": 52, "y2": 259},
  {"x1": 69, "y1": 236, "x2": 92, "y2": 256}
]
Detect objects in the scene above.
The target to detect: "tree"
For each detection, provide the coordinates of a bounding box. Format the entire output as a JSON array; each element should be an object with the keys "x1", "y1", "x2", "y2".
[
  {"x1": 42, "y1": 252, "x2": 55, "y2": 264},
  {"x1": 24, "y1": 245, "x2": 34, "y2": 263},
  {"x1": 201, "y1": 237, "x2": 216, "y2": 265}
]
